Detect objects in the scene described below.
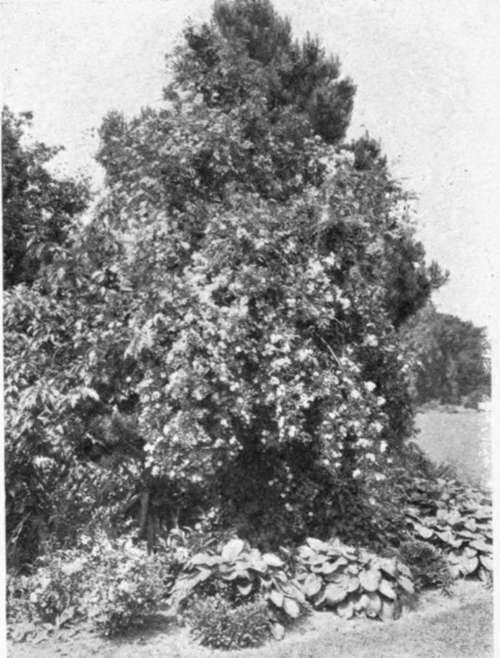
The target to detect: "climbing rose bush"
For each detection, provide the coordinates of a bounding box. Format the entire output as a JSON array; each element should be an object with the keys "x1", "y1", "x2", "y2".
[
  {"x1": 5, "y1": 0, "x2": 439, "y2": 557},
  {"x1": 5, "y1": 163, "x2": 420, "y2": 552},
  {"x1": 132, "y1": 193, "x2": 391, "y2": 474}
]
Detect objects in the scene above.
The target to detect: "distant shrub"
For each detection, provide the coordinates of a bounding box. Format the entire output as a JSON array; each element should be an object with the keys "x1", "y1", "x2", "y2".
[
  {"x1": 187, "y1": 594, "x2": 270, "y2": 650},
  {"x1": 463, "y1": 391, "x2": 482, "y2": 409},
  {"x1": 399, "y1": 540, "x2": 453, "y2": 594}
]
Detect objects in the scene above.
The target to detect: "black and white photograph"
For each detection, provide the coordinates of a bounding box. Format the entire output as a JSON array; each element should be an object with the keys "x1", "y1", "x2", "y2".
[{"x1": 2, "y1": 1, "x2": 497, "y2": 656}]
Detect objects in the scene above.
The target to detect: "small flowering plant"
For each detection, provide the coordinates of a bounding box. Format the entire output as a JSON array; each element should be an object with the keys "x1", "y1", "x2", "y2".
[
  {"x1": 81, "y1": 534, "x2": 167, "y2": 636},
  {"x1": 7, "y1": 533, "x2": 170, "y2": 638},
  {"x1": 7, "y1": 549, "x2": 91, "y2": 629}
]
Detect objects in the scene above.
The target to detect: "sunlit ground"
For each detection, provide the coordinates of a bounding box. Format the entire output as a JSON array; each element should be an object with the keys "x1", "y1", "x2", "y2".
[{"x1": 415, "y1": 409, "x2": 491, "y2": 490}]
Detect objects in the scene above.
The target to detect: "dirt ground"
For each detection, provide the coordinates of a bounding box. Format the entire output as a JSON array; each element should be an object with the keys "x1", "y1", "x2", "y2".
[{"x1": 8, "y1": 580, "x2": 493, "y2": 658}]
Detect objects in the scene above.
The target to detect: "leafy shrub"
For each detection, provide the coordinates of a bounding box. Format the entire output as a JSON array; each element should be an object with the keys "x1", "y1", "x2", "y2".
[
  {"x1": 186, "y1": 594, "x2": 270, "y2": 650},
  {"x1": 398, "y1": 540, "x2": 453, "y2": 594},
  {"x1": 327, "y1": 481, "x2": 410, "y2": 553},
  {"x1": 7, "y1": 532, "x2": 172, "y2": 639},
  {"x1": 6, "y1": 575, "x2": 31, "y2": 627},
  {"x1": 86, "y1": 561, "x2": 164, "y2": 636},
  {"x1": 7, "y1": 549, "x2": 92, "y2": 628},
  {"x1": 356, "y1": 442, "x2": 441, "y2": 552},
  {"x1": 170, "y1": 538, "x2": 307, "y2": 623},
  {"x1": 80, "y1": 535, "x2": 168, "y2": 636},
  {"x1": 296, "y1": 537, "x2": 415, "y2": 621}
]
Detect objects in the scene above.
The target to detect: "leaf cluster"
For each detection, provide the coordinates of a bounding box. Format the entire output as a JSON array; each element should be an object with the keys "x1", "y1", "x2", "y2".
[
  {"x1": 2, "y1": 106, "x2": 90, "y2": 288},
  {"x1": 173, "y1": 0, "x2": 355, "y2": 145},
  {"x1": 296, "y1": 537, "x2": 414, "y2": 621},
  {"x1": 170, "y1": 537, "x2": 308, "y2": 622},
  {"x1": 398, "y1": 540, "x2": 453, "y2": 594},
  {"x1": 401, "y1": 302, "x2": 490, "y2": 405},
  {"x1": 405, "y1": 479, "x2": 492, "y2": 581},
  {"x1": 186, "y1": 594, "x2": 270, "y2": 650},
  {"x1": 7, "y1": 533, "x2": 171, "y2": 640}
]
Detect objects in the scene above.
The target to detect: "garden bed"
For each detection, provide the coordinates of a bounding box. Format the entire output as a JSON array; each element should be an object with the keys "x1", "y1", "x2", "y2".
[{"x1": 8, "y1": 580, "x2": 492, "y2": 658}]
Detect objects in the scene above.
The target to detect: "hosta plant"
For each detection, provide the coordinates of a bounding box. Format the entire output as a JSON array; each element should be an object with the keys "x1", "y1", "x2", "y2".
[
  {"x1": 169, "y1": 537, "x2": 308, "y2": 634},
  {"x1": 405, "y1": 479, "x2": 492, "y2": 581},
  {"x1": 296, "y1": 537, "x2": 415, "y2": 621}
]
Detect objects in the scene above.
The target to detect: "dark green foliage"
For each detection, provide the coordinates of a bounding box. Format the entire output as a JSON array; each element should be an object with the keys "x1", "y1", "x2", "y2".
[
  {"x1": 2, "y1": 106, "x2": 89, "y2": 288},
  {"x1": 343, "y1": 133, "x2": 446, "y2": 330},
  {"x1": 366, "y1": 441, "x2": 439, "y2": 521},
  {"x1": 399, "y1": 540, "x2": 453, "y2": 594},
  {"x1": 401, "y1": 302, "x2": 490, "y2": 404},
  {"x1": 96, "y1": 0, "x2": 354, "y2": 206},
  {"x1": 178, "y1": 0, "x2": 355, "y2": 144},
  {"x1": 186, "y1": 594, "x2": 270, "y2": 649}
]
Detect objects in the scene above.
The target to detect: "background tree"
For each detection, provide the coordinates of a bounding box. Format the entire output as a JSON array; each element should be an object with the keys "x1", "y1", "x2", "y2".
[
  {"x1": 180, "y1": 0, "x2": 356, "y2": 143},
  {"x1": 3, "y1": 107, "x2": 91, "y2": 566},
  {"x1": 2, "y1": 106, "x2": 89, "y2": 288},
  {"x1": 401, "y1": 302, "x2": 491, "y2": 405}
]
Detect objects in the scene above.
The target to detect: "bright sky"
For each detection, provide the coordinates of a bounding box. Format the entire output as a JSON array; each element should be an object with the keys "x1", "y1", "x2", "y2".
[{"x1": 2, "y1": 0, "x2": 499, "y2": 333}]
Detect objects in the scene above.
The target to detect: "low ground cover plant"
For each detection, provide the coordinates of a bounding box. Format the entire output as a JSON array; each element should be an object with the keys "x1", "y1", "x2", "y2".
[
  {"x1": 7, "y1": 533, "x2": 171, "y2": 639},
  {"x1": 8, "y1": 476, "x2": 493, "y2": 648},
  {"x1": 296, "y1": 537, "x2": 414, "y2": 621},
  {"x1": 398, "y1": 540, "x2": 453, "y2": 594},
  {"x1": 404, "y1": 479, "x2": 492, "y2": 580},
  {"x1": 170, "y1": 537, "x2": 309, "y2": 642},
  {"x1": 186, "y1": 594, "x2": 270, "y2": 650}
]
